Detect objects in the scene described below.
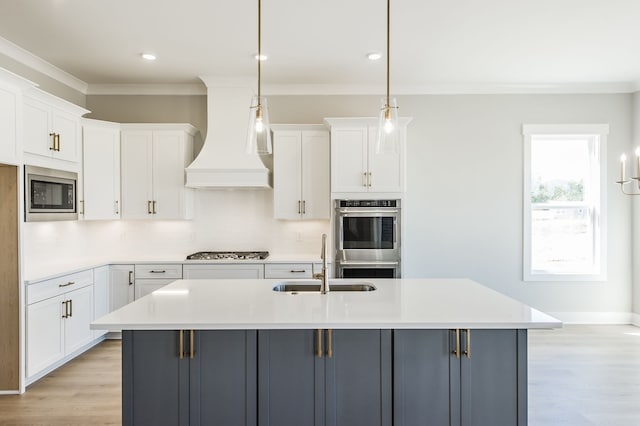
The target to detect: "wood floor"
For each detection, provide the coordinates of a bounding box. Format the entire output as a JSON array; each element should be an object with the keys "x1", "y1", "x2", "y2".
[{"x1": 0, "y1": 325, "x2": 638, "y2": 426}]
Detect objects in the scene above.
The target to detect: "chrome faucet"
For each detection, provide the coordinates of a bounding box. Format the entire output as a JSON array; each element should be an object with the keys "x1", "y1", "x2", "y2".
[{"x1": 313, "y1": 233, "x2": 330, "y2": 294}]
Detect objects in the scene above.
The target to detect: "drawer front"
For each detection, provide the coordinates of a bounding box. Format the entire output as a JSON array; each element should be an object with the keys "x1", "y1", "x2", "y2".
[
  {"x1": 183, "y1": 264, "x2": 265, "y2": 279},
  {"x1": 264, "y1": 263, "x2": 313, "y2": 279},
  {"x1": 28, "y1": 269, "x2": 94, "y2": 305},
  {"x1": 135, "y1": 264, "x2": 183, "y2": 279}
]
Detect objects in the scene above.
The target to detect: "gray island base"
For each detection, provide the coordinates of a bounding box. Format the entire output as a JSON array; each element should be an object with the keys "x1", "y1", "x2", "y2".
[{"x1": 92, "y1": 278, "x2": 560, "y2": 426}]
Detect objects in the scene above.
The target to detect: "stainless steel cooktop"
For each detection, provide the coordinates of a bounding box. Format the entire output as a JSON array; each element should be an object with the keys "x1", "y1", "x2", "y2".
[{"x1": 186, "y1": 251, "x2": 269, "y2": 261}]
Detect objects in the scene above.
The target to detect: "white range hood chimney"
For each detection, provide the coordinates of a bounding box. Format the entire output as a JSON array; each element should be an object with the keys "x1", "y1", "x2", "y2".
[{"x1": 185, "y1": 76, "x2": 271, "y2": 189}]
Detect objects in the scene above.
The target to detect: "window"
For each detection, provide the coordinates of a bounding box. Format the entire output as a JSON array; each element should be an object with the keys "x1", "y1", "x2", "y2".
[{"x1": 523, "y1": 124, "x2": 608, "y2": 281}]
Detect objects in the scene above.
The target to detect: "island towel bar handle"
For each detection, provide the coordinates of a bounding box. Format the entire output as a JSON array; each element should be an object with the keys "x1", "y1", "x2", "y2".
[
  {"x1": 452, "y1": 329, "x2": 460, "y2": 359},
  {"x1": 58, "y1": 281, "x2": 75, "y2": 288},
  {"x1": 327, "y1": 329, "x2": 333, "y2": 358},
  {"x1": 316, "y1": 329, "x2": 323, "y2": 358},
  {"x1": 463, "y1": 329, "x2": 471, "y2": 359},
  {"x1": 179, "y1": 330, "x2": 184, "y2": 359},
  {"x1": 190, "y1": 330, "x2": 195, "y2": 359}
]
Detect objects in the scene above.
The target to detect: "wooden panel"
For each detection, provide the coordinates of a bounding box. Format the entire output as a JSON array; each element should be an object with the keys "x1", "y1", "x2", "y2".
[{"x1": 0, "y1": 165, "x2": 19, "y2": 390}]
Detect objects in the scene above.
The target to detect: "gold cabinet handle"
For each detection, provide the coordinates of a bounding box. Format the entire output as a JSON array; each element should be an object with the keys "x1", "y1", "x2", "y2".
[
  {"x1": 49, "y1": 132, "x2": 56, "y2": 150},
  {"x1": 316, "y1": 329, "x2": 323, "y2": 358},
  {"x1": 190, "y1": 330, "x2": 195, "y2": 359},
  {"x1": 56, "y1": 133, "x2": 61, "y2": 151},
  {"x1": 327, "y1": 329, "x2": 333, "y2": 358},
  {"x1": 464, "y1": 329, "x2": 471, "y2": 359},
  {"x1": 79, "y1": 200, "x2": 85, "y2": 215},
  {"x1": 452, "y1": 329, "x2": 460, "y2": 358},
  {"x1": 179, "y1": 330, "x2": 184, "y2": 359}
]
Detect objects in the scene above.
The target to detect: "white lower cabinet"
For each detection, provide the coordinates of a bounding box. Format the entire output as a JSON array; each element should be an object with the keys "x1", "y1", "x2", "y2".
[
  {"x1": 134, "y1": 264, "x2": 182, "y2": 299},
  {"x1": 183, "y1": 264, "x2": 265, "y2": 279},
  {"x1": 93, "y1": 265, "x2": 109, "y2": 338},
  {"x1": 110, "y1": 264, "x2": 135, "y2": 310},
  {"x1": 26, "y1": 270, "x2": 95, "y2": 379}
]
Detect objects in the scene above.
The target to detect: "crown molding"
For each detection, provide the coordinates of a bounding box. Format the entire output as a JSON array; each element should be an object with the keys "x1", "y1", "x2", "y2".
[
  {"x1": 0, "y1": 36, "x2": 88, "y2": 94},
  {"x1": 86, "y1": 83, "x2": 206, "y2": 95}
]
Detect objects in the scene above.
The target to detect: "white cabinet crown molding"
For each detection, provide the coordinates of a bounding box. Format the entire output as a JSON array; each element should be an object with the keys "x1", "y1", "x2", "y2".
[
  {"x1": 120, "y1": 123, "x2": 199, "y2": 136},
  {"x1": 24, "y1": 87, "x2": 89, "y2": 117}
]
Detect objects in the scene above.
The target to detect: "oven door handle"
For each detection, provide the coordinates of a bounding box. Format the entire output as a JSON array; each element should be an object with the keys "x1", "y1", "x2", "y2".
[
  {"x1": 338, "y1": 261, "x2": 400, "y2": 267},
  {"x1": 337, "y1": 209, "x2": 400, "y2": 215}
]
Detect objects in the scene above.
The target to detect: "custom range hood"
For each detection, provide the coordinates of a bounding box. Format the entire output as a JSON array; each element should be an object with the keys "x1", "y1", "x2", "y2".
[{"x1": 185, "y1": 76, "x2": 271, "y2": 189}]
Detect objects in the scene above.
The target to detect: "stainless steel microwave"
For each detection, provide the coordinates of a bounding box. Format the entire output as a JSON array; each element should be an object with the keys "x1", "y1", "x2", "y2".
[{"x1": 25, "y1": 165, "x2": 78, "y2": 222}]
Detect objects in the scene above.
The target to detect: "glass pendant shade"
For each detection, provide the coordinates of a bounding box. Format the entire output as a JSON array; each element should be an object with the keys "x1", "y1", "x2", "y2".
[
  {"x1": 246, "y1": 95, "x2": 272, "y2": 154},
  {"x1": 376, "y1": 97, "x2": 399, "y2": 154}
]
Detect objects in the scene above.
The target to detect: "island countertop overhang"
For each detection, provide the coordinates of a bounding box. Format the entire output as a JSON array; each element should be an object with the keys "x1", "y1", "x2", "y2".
[{"x1": 91, "y1": 278, "x2": 562, "y2": 331}]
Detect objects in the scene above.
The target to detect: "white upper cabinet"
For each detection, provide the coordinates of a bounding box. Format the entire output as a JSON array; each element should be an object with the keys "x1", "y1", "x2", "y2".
[
  {"x1": 121, "y1": 124, "x2": 197, "y2": 220},
  {"x1": 81, "y1": 119, "x2": 121, "y2": 220},
  {"x1": 23, "y1": 88, "x2": 89, "y2": 168},
  {"x1": 0, "y1": 68, "x2": 32, "y2": 165},
  {"x1": 273, "y1": 125, "x2": 330, "y2": 220},
  {"x1": 326, "y1": 117, "x2": 411, "y2": 194}
]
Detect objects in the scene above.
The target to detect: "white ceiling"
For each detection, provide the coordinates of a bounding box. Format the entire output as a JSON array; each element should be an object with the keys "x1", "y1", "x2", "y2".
[{"x1": 1, "y1": 0, "x2": 640, "y2": 94}]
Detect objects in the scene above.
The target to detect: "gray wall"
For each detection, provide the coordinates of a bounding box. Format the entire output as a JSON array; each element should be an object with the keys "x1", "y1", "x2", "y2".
[{"x1": 85, "y1": 93, "x2": 634, "y2": 316}]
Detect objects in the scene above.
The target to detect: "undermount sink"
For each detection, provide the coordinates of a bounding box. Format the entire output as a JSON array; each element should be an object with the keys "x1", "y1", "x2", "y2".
[{"x1": 272, "y1": 280, "x2": 376, "y2": 294}]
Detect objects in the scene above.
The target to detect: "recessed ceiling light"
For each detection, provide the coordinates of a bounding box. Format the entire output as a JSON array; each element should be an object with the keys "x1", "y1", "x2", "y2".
[
  {"x1": 367, "y1": 52, "x2": 382, "y2": 61},
  {"x1": 141, "y1": 53, "x2": 157, "y2": 61},
  {"x1": 254, "y1": 53, "x2": 268, "y2": 61}
]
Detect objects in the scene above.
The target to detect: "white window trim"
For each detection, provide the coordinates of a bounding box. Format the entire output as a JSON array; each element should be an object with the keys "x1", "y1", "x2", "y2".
[{"x1": 522, "y1": 124, "x2": 608, "y2": 282}]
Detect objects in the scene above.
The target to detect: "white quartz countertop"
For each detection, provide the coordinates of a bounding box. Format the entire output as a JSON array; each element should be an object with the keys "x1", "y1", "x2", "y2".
[{"x1": 91, "y1": 278, "x2": 562, "y2": 330}]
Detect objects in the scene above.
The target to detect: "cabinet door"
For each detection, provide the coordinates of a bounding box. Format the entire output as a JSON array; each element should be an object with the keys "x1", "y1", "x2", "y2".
[
  {"x1": 460, "y1": 329, "x2": 524, "y2": 426},
  {"x1": 122, "y1": 330, "x2": 189, "y2": 426},
  {"x1": 135, "y1": 279, "x2": 175, "y2": 299},
  {"x1": 110, "y1": 265, "x2": 135, "y2": 311},
  {"x1": 273, "y1": 131, "x2": 302, "y2": 220},
  {"x1": 152, "y1": 131, "x2": 188, "y2": 219},
  {"x1": 301, "y1": 131, "x2": 330, "y2": 219},
  {"x1": 26, "y1": 295, "x2": 65, "y2": 377},
  {"x1": 330, "y1": 128, "x2": 368, "y2": 193},
  {"x1": 325, "y1": 329, "x2": 392, "y2": 426},
  {"x1": 190, "y1": 330, "x2": 257, "y2": 426},
  {"x1": 0, "y1": 86, "x2": 18, "y2": 165},
  {"x1": 394, "y1": 329, "x2": 459, "y2": 426},
  {"x1": 52, "y1": 109, "x2": 79, "y2": 162},
  {"x1": 121, "y1": 131, "x2": 154, "y2": 219},
  {"x1": 23, "y1": 98, "x2": 52, "y2": 156},
  {"x1": 93, "y1": 266, "x2": 109, "y2": 338},
  {"x1": 368, "y1": 125, "x2": 404, "y2": 193},
  {"x1": 64, "y1": 285, "x2": 94, "y2": 355},
  {"x1": 258, "y1": 329, "x2": 324, "y2": 426},
  {"x1": 83, "y1": 125, "x2": 120, "y2": 220}
]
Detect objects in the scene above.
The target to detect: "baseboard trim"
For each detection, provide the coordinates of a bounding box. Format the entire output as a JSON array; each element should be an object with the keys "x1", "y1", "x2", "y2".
[
  {"x1": 631, "y1": 313, "x2": 640, "y2": 327},
  {"x1": 0, "y1": 390, "x2": 20, "y2": 395},
  {"x1": 547, "y1": 311, "x2": 633, "y2": 324}
]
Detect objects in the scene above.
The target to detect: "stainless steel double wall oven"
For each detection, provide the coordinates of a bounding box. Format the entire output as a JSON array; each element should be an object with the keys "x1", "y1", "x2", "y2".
[{"x1": 334, "y1": 199, "x2": 401, "y2": 278}]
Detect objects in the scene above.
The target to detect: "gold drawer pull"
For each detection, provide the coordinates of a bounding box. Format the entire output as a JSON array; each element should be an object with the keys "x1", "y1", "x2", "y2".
[
  {"x1": 316, "y1": 329, "x2": 323, "y2": 358},
  {"x1": 179, "y1": 330, "x2": 184, "y2": 359},
  {"x1": 327, "y1": 329, "x2": 333, "y2": 358}
]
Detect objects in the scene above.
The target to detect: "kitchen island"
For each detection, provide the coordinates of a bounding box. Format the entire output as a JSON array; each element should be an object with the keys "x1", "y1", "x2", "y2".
[{"x1": 92, "y1": 278, "x2": 561, "y2": 426}]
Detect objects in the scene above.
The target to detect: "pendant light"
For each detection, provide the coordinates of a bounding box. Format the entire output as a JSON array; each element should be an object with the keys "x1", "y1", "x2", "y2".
[
  {"x1": 246, "y1": 0, "x2": 272, "y2": 154},
  {"x1": 376, "y1": 0, "x2": 399, "y2": 154}
]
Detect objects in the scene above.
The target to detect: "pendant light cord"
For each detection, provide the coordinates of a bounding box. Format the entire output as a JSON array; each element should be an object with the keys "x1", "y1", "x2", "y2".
[
  {"x1": 386, "y1": 0, "x2": 390, "y2": 107},
  {"x1": 257, "y1": 0, "x2": 262, "y2": 102}
]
